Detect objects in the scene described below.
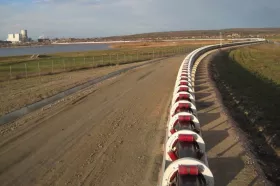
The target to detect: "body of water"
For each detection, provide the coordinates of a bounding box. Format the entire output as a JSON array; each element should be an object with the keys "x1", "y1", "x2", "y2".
[{"x1": 0, "y1": 43, "x2": 110, "y2": 57}]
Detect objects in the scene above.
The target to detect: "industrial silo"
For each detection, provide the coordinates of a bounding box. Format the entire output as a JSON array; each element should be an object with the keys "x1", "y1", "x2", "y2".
[{"x1": 20, "y1": 30, "x2": 28, "y2": 41}]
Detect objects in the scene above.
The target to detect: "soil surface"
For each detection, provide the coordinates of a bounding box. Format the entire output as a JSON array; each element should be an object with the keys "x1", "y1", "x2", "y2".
[
  {"x1": 0, "y1": 60, "x2": 153, "y2": 116},
  {"x1": 209, "y1": 48, "x2": 280, "y2": 185},
  {"x1": 0, "y1": 48, "x2": 272, "y2": 186},
  {"x1": 195, "y1": 50, "x2": 271, "y2": 186},
  {"x1": 0, "y1": 56, "x2": 183, "y2": 186}
]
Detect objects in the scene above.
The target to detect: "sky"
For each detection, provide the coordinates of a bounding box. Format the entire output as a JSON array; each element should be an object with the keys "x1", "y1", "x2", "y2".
[{"x1": 0, "y1": 0, "x2": 280, "y2": 40}]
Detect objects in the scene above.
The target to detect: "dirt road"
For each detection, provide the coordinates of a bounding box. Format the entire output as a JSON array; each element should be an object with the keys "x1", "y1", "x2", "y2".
[
  {"x1": 195, "y1": 51, "x2": 269, "y2": 186},
  {"x1": 0, "y1": 56, "x2": 183, "y2": 186},
  {"x1": 0, "y1": 49, "x2": 270, "y2": 186}
]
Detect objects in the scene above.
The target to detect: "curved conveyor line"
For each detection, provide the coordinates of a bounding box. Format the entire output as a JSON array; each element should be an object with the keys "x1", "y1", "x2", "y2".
[{"x1": 159, "y1": 38, "x2": 265, "y2": 186}]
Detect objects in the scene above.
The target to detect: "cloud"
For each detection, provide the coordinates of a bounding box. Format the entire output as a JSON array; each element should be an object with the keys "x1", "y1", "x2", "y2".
[
  {"x1": 32, "y1": 0, "x2": 51, "y2": 3},
  {"x1": 0, "y1": 0, "x2": 280, "y2": 40}
]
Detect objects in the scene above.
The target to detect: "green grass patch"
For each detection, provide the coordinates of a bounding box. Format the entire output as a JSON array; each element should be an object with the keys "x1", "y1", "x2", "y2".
[{"x1": 0, "y1": 44, "x2": 201, "y2": 81}]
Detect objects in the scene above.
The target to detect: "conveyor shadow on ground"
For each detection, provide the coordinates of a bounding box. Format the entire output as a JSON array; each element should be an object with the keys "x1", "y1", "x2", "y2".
[
  {"x1": 194, "y1": 60, "x2": 258, "y2": 185},
  {"x1": 198, "y1": 113, "x2": 220, "y2": 127},
  {"x1": 203, "y1": 130, "x2": 229, "y2": 152},
  {"x1": 196, "y1": 97, "x2": 245, "y2": 185},
  {"x1": 194, "y1": 85, "x2": 211, "y2": 92},
  {"x1": 196, "y1": 101, "x2": 215, "y2": 109},
  {"x1": 197, "y1": 96, "x2": 215, "y2": 103},
  {"x1": 208, "y1": 156, "x2": 244, "y2": 186},
  {"x1": 195, "y1": 75, "x2": 208, "y2": 79},
  {"x1": 196, "y1": 94, "x2": 248, "y2": 186},
  {"x1": 195, "y1": 93, "x2": 212, "y2": 100},
  {"x1": 211, "y1": 50, "x2": 280, "y2": 184},
  {"x1": 195, "y1": 72, "x2": 207, "y2": 76},
  {"x1": 195, "y1": 81, "x2": 208, "y2": 86}
]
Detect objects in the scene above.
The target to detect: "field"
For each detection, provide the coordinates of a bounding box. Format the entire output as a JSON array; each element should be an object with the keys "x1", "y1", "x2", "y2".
[
  {"x1": 266, "y1": 35, "x2": 280, "y2": 41},
  {"x1": 0, "y1": 61, "x2": 152, "y2": 116},
  {"x1": 210, "y1": 43, "x2": 280, "y2": 183},
  {"x1": 0, "y1": 42, "x2": 205, "y2": 116},
  {"x1": 0, "y1": 44, "x2": 200, "y2": 81},
  {"x1": 110, "y1": 40, "x2": 228, "y2": 49}
]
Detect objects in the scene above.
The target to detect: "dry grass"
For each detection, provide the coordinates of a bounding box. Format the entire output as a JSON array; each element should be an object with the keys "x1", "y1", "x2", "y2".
[
  {"x1": 0, "y1": 62, "x2": 146, "y2": 116},
  {"x1": 110, "y1": 40, "x2": 230, "y2": 49},
  {"x1": 229, "y1": 43, "x2": 280, "y2": 84},
  {"x1": 0, "y1": 44, "x2": 198, "y2": 81},
  {"x1": 0, "y1": 43, "x2": 202, "y2": 117}
]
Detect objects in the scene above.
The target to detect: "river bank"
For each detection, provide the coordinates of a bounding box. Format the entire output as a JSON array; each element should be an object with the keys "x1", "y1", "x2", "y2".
[
  {"x1": 0, "y1": 40, "x2": 135, "y2": 49},
  {"x1": 0, "y1": 38, "x2": 233, "y2": 49},
  {"x1": 0, "y1": 43, "x2": 110, "y2": 57}
]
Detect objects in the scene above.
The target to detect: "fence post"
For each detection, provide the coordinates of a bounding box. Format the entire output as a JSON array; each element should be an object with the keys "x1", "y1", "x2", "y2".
[
  {"x1": 63, "y1": 59, "x2": 66, "y2": 71},
  {"x1": 38, "y1": 61, "x2": 40, "y2": 76},
  {"x1": 8, "y1": 66, "x2": 12, "y2": 101},
  {"x1": 52, "y1": 60, "x2": 54, "y2": 73},
  {"x1": 9, "y1": 66, "x2": 12, "y2": 79},
  {"x1": 25, "y1": 63, "x2": 28, "y2": 78}
]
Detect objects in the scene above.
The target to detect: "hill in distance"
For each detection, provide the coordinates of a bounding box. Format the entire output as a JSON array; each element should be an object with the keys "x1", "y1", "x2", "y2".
[{"x1": 99, "y1": 27, "x2": 280, "y2": 41}]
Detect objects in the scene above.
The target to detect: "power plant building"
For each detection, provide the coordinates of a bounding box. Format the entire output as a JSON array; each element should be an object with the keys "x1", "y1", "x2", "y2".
[
  {"x1": 7, "y1": 34, "x2": 22, "y2": 43},
  {"x1": 7, "y1": 30, "x2": 28, "y2": 43},
  {"x1": 20, "y1": 30, "x2": 28, "y2": 41}
]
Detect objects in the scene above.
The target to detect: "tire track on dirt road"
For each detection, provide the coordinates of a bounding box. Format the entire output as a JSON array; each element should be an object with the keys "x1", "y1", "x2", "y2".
[{"x1": 0, "y1": 56, "x2": 184, "y2": 186}]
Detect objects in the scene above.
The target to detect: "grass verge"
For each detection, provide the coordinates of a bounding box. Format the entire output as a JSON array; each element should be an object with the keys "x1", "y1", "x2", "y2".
[
  {"x1": 210, "y1": 43, "x2": 280, "y2": 184},
  {"x1": 0, "y1": 44, "x2": 200, "y2": 81},
  {"x1": 110, "y1": 40, "x2": 229, "y2": 49}
]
